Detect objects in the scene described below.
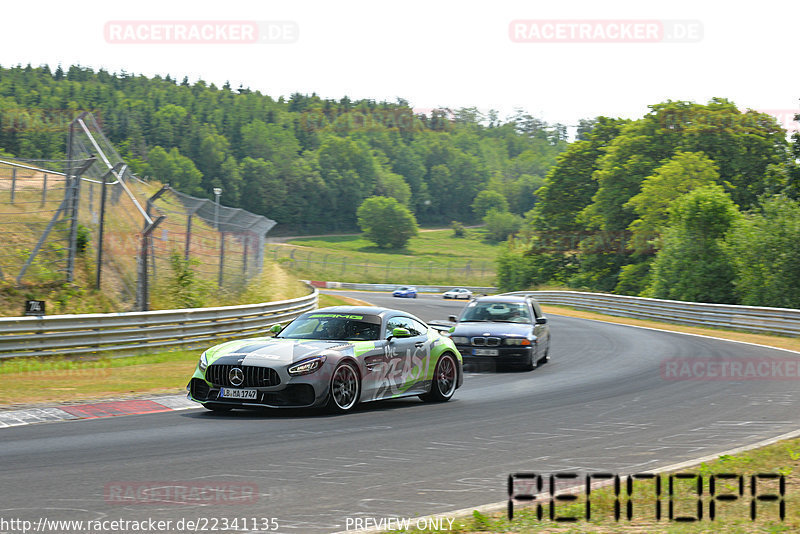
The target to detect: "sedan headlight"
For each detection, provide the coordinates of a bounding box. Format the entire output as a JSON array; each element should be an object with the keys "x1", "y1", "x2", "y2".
[
  {"x1": 451, "y1": 336, "x2": 470, "y2": 344},
  {"x1": 198, "y1": 352, "x2": 209, "y2": 372},
  {"x1": 288, "y1": 356, "x2": 326, "y2": 376},
  {"x1": 504, "y1": 338, "x2": 532, "y2": 346}
]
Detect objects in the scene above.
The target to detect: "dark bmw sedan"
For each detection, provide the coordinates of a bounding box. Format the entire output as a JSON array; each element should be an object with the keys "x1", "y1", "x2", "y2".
[{"x1": 448, "y1": 294, "x2": 550, "y2": 370}]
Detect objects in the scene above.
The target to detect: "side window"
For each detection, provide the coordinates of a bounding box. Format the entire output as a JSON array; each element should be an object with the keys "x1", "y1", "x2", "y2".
[
  {"x1": 385, "y1": 316, "x2": 427, "y2": 338},
  {"x1": 406, "y1": 318, "x2": 427, "y2": 337},
  {"x1": 385, "y1": 316, "x2": 405, "y2": 338}
]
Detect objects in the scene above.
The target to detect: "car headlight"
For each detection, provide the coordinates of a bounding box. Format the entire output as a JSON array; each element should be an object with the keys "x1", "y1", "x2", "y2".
[
  {"x1": 198, "y1": 352, "x2": 209, "y2": 372},
  {"x1": 451, "y1": 336, "x2": 469, "y2": 344},
  {"x1": 288, "y1": 356, "x2": 326, "y2": 376},
  {"x1": 504, "y1": 338, "x2": 532, "y2": 346}
]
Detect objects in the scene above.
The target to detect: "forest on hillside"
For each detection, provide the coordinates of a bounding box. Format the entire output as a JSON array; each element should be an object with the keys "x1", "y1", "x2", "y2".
[{"x1": 0, "y1": 64, "x2": 567, "y2": 233}]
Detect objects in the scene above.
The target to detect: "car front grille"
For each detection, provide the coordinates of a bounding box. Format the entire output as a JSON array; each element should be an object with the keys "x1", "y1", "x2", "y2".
[
  {"x1": 471, "y1": 337, "x2": 501, "y2": 346},
  {"x1": 205, "y1": 364, "x2": 281, "y2": 387}
]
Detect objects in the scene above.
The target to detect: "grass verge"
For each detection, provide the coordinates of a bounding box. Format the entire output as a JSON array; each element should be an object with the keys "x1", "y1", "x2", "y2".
[
  {"x1": 384, "y1": 437, "x2": 800, "y2": 533},
  {"x1": 0, "y1": 293, "x2": 360, "y2": 409},
  {"x1": 269, "y1": 228, "x2": 499, "y2": 286}
]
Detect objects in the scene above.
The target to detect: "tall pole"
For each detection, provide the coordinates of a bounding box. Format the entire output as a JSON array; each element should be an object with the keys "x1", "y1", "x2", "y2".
[
  {"x1": 95, "y1": 164, "x2": 124, "y2": 289},
  {"x1": 214, "y1": 187, "x2": 223, "y2": 288}
]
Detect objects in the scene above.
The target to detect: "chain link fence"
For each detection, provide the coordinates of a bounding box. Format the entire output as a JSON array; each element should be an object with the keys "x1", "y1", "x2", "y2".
[
  {"x1": 68, "y1": 112, "x2": 276, "y2": 310},
  {"x1": 0, "y1": 157, "x2": 93, "y2": 288},
  {"x1": 1, "y1": 112, "x2": 276, "y2": 312}
]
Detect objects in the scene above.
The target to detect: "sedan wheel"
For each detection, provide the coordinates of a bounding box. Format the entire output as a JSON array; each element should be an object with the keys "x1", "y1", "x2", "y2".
[
  {"x1": 327, "y1": 361, "x2": 360, "y2": 413},
  {"x1": 420, "y1": 353, "x2": 457, "y2": 402}
]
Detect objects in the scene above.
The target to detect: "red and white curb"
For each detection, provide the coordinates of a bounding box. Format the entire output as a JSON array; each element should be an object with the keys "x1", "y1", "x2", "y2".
[{"x1": 0, "y1": 394, "x2": 199, "y2": 428}]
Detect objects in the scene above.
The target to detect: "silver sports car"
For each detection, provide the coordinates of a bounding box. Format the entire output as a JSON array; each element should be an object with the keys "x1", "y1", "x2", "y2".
[{"x1": 187, "y1": 306, "x2": 463, "y2": 413}]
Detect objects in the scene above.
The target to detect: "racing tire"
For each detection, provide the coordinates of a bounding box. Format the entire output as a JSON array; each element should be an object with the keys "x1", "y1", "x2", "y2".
[
  {"x1": 522, "y1": 351, "x2": 538, "y2": 371},
  {"x1": 539, "y1": 345, "x2": 550, "y2": 364},
  {"x1": 420, "y1": 353, "x2": 457, "y2": 403},
  {"x1": 326, "y1": 361, "x2": 361, "y2": 413}
]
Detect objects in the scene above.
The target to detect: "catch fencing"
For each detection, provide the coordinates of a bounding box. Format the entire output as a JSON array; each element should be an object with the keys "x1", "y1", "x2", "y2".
[
  {"x1": 0, "y1": 288, "x2": 318, "y2": 359},
  {"x1": 0, "y1": 112, "x2": 277, "y2": 313},
  {"x1": 510, "y1": 290, "x2": 800, "y2": 336},
  {"x1": 0, "y1": 157, "x2": 94, "y2": 287},
  {"x1": 69, "y1": 112, "x2": 277, "y2": 310}
]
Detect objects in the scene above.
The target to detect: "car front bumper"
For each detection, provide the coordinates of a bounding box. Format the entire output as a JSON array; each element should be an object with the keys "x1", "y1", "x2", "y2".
[{"x1": 454, "y1": 344, "x2": 534, "y2": 366}]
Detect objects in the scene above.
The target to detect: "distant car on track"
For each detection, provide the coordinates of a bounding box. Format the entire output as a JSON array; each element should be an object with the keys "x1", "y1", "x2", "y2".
[
  {"x1": 443, "y1": 288, "x2": 473, "y2": 300},
  {"x1": 448, "y1": 294, "x2": 550, "y2": 371},
  {"x1": 188, "y1": 306, "x2": 463, "y2": 413},
  {"x1": 392, "y1": 286, "x2": 418, "y2": 298}
]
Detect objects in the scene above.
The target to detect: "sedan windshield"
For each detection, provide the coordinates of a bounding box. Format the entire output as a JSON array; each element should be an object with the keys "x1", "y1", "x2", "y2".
[
  {"x1": 460, "y1": 302, "x2": 531, "y2": 323},
  {"x1": 277, "y1": 313, "x2": 382, "y2": 341}
]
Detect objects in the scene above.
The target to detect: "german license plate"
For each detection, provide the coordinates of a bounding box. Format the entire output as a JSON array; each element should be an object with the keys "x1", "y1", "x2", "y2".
[
  {"x1": 473, "y1": 348, "x2": 499, "y2": 356},
  {"x1": 219, "y1": 388, "x2": 257, "y2": 400}
]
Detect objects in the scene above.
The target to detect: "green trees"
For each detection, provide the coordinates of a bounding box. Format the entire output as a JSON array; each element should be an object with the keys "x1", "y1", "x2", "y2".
[
  {"x1": 626, "y1": 151, "x2": 721, "y2": 254},
  {"x1": 145, "y1": 146, "x2": 203, "y2": 195},
  {"x1": 0, "y1": 64, "x2": 568, "y2": 233},
  {"x1": 496, "y1": 98, "x2": 800, "y2": 308},
  {"x1": 646, "y1": 185, "x2": 740, "y2": 303},
  {"x1": 483, "y1": 209, "x2": 522, "y2": 242},
  {"x1": 356, "y1": 196, "x2": 418, "y2": 249},
  {"x1": 471, "y1": 190, "x2": 509, "y2": 219},
  {"x1": 725, "y1": 196, "x2": 800, "y2": 308}
]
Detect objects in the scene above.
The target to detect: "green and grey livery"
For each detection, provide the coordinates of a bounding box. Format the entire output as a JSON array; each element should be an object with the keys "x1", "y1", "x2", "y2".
[{"x1": 187, "y1": 306, "x2": 463, "y2": 413}]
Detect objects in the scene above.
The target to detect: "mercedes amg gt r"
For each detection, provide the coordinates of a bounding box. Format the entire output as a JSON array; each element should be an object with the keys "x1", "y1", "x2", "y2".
[{"x1": 187, "y1": 306, "x2": 463, "y2": 413}]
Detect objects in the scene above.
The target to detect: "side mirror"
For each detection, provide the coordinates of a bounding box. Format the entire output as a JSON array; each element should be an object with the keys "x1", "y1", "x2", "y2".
[
  {"x1": 448, "y1": 315, "x2": 458, "y2": 323},
  {"x1": 270, "y1": 324, "x2": 283, "y2": 334},
  {"x1": 535, "y1": 317, "x2": 548, "y2": 325},
  {"x1": 389, "y1": 327, "x2": 411, "y2": 340}
]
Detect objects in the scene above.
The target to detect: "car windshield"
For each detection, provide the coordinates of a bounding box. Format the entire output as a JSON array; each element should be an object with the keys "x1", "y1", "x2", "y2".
[
  {"x1": 277, "y1": 313, "x2": 382, "y2": 341},
  {"x1": 459, "y1": 302, "x2": 531, "y2": 323}
]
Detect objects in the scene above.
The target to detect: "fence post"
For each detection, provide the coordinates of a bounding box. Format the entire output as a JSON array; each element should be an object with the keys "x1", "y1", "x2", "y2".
[
  {"x1": 95, "y1": 168, "x2": 110, "y2": 289},
  {"x1": 184, "y1": 214, "x2": 193, "y2": 261},
  {"x1": 10, "y1": 167, "x2": 16, "y2": 204},
  {"x1": 41, "y1": 173, "x2": 47, "y2": 206},
  {"x1": 242, "y1": 233, "x2": 249, "y2": 278},
  {"x1": 88, "y1": 180, "x2": 94, "y2": 218},
  {"x1": 218, "y1": 232, "x2": 226, "y2": 288}
]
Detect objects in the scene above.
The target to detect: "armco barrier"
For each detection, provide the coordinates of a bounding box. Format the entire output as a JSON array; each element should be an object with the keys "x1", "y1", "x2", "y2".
[
  {"x1": 0, "y1": 289, "x2": 318, "y2": 359},
  {"x1": 509, "y1": 291, "x2": 800, "y2": 337},
  {"x1": 315, "y1": 281, "x2": 799, "y2": 337}
]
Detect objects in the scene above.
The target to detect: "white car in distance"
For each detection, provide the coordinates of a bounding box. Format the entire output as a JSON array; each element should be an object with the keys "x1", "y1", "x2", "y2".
[{"x1": 442, "y1": 288, "x2": 473, "y2": 300}]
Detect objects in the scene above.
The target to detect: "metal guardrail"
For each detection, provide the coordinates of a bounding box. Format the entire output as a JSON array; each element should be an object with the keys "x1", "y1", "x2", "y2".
[
  {"x1": 507, "y1": 291, "x2": 800, "y2": 337},
  {"x1": 0, "y1": 289, "x2": 318, "y2": 359}
]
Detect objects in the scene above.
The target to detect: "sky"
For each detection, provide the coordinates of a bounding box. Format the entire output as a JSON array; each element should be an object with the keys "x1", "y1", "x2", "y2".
[{"x1": 2, "y1": 0, "x2": 798, "y2": 131}]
